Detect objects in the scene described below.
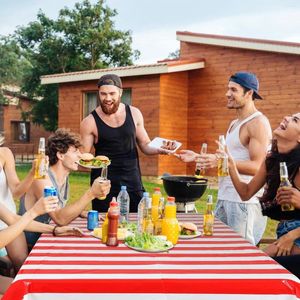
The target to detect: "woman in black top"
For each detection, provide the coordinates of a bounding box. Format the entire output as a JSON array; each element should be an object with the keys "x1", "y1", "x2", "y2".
[{"x1": 224, "y1": 113, "x2": 300, "y2": 257}]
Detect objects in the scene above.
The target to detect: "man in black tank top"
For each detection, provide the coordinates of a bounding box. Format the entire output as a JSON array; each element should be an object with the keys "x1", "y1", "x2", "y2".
[{"x1": 80, "y1": 74, "x2": 169, "y2": 212}]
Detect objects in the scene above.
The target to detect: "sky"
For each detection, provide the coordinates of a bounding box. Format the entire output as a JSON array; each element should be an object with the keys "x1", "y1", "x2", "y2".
[{"x1": 1, "y1": 0, "x2": 300, "y2": 64}]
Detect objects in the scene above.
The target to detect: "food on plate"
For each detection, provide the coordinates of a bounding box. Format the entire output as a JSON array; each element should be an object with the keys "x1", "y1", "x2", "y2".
[
  {"x1": 179, "y1": 222, "x2": 198, "y2": 235},
  {"x1": 93, "y1": 155, "x2": 111, "y2": 167},
  {"x1": 119, "y1": 222, "x2": 137, "y2": 233},
  {"x1": 78, "y1": 153, "x2": 111, "y2": 168},
  {"x1": 93, "y1": 227, "x2": 128, "y2": 240},
  {"x1": 125, "y1": 232, "x2": 172, "y2": 251},
  {"x1": 161, "y1": 139, "x2": 177, "y2": 151},
  {"x1": 79, "y1": 153, "x2": 95, "y2": 166}
]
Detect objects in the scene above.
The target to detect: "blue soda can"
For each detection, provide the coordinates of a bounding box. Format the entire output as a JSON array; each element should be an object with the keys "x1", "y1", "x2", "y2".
[
  {"x1": 44, "y1": 186, "x2": 57, "y2": 197},
  {"x1": 87, "y1": 210, "x2": 99, "y2": 231}
]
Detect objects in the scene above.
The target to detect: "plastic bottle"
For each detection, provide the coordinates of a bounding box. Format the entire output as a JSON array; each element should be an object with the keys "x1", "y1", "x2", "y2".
[
  {"x1": 217, "y1": 135, "x2": 229, "y2": 177},
  {"x1": 162, "y1": 196, "x2": 179, "y2": 245},
  {"x1": 101, "y1": 213, "x2": 109, "y2": 244},
  {"x1": 195, "y1": 143, "x2": 207, "y2": 178},
  {"x1": 151, "y1": 187, "x2": 162, "y2": 225},
  {"x1": 34, "y1": 137, "x2": 47, "y2": 179},
  {"x1": 106, "y1": 198, "x2": 119, "y2": 247},
  {"x1": 203, "y1": 195, "x2": 214, "y2": 236},
  {"x1": 137, "y1": 192, "x2": 149, "y2": 233},
  {"x1": 279, "y1": 162, "x2": 294, "y2": 211},
  {"x1": 117, "y1": 185, "x2": 130, "y2": 223},
  {"x1": 143, "y1": 197, "x2": 154, "y2": 234}
]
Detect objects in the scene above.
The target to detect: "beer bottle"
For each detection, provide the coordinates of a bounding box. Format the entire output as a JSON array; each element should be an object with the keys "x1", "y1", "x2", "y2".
[
  {"x1": 279, "y1": 162, "x2": 294, "y2": 211},
  {"x1": 143, "y1": 197, "x2": 154, "y2": 234},
  {"x1": 195, "y1": 143, "x2": 207, "y2": 178},
  {"x1": 34, "y1": 137, "x2": 47, "y2": 179},
  {"x1": 203, "y1": 195, "x2": 214, "y2": 236},
  {"x1": 217, "y1": 135, "x2": 229, "y2": 177}
]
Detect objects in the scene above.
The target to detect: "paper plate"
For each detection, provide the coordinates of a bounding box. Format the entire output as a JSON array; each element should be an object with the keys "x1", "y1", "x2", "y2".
[{"x1": 149, "y1": 137, "x2": 182, "y2": 153}]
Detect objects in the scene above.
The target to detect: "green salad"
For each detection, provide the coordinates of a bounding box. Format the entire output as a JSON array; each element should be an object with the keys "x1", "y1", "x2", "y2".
[
  {"x1": 125, "y1": 232, "x2": 172, "y2": 251},
  {"x1": 119, "y1": 222, "x2": 137, "y2": 233}
]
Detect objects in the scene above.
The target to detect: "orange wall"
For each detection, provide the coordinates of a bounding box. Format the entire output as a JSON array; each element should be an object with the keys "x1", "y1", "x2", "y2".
[
  {"x1": 180, "y1": 42, "x2": 300, "y2": 175},
  {"x1": 58, "y1": 75, "x2": 162, "y2": 176},
  {"x1": 3, "y1": 99, "x2": 51, "y2": 154},
  {"x1": 158, "y1": 72, "x2": 188, "y2": 176}
]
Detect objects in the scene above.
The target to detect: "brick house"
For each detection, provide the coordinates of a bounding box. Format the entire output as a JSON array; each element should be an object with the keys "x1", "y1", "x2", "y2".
[
  {"x1": 41, "y1": 32, "x2": 300, "y2": 176},
  {"x1": 0, "y1": 86, "x2": 51, "y2": 160}
]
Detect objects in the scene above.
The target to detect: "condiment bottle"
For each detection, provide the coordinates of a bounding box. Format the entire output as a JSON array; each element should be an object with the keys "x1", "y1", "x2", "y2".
[
  {"x1": 162, "y1": 196, "x2": 179, "y2": 245},
  {"x1": 101, "y1": 213, "x2": 109, "y2": 244},
  {"x1": 34, "y1": 137, "x2": 47, "y2": 179},
  {"x1": 217, "y1": 135, "x2": 229, "y2": 177},
  {"x1": 203, "y1": 195, "x2": 214, "y2": 236},
  {"x1": 279, "y1": 162, "x2": 294, "y2": 211},
  {"x1": 195, "y1": 143, "x2": 207, "y2": 178},
  {"x1": 106, "y1": 198, "x2": 119, "y2": 246}
]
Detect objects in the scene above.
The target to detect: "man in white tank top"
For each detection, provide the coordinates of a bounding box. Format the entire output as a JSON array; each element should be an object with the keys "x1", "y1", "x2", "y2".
[{"x1": 179, "y1": 72, "x2": 272, "y2": 245}]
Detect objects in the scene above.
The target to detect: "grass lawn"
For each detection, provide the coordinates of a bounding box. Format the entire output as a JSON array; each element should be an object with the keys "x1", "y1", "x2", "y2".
[{"x1": 16, "y1": 163, "x2": 277, "y2": 239}]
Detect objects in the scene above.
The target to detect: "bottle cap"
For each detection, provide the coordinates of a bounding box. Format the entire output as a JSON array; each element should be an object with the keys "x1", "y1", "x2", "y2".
[
  {"x1": 110, "y1": 201, "x2": 119, "y2": 207},
  {"x1": 143, "y1": 192, "x2": 149, "y2": 197},
  {"x1": 154, "y1": 187, "x2": 161, "y2": 192},
  {"x1": 167, "y1": 196, "x2": 175, "y2": 202},
  {"x1": 121, "y1": 186, "x2": 127, "y2": 190}
]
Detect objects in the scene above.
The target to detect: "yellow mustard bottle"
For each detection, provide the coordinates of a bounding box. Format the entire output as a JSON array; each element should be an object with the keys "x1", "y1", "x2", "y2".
[
  {"x1": 162, "y1": 196, "x2": 179, "y2": 245},
  {"x1": 102, "y1": 213, "x2": 109, "y2": 244}
]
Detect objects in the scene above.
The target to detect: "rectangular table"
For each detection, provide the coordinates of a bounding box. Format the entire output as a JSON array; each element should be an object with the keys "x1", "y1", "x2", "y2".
[{"x1": 4, "y1": 214, "x2": 300, "y2": 300}]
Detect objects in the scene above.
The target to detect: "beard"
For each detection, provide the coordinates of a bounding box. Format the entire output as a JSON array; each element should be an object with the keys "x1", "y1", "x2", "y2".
[{"x1": 100, "y1": 99, "x2": 120, "y2": 115}]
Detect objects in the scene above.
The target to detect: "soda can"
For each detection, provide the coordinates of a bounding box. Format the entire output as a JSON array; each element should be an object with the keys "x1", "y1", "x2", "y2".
[
  {"x1": 44, "y1": 186, "x2": 57, "y2": 197},
  {"x1": 87, "y1": 210, "x2": 99, "y2": 231}
]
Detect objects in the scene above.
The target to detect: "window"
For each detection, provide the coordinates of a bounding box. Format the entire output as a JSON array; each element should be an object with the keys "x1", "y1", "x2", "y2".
[
  {"x1": 11, "y1": 121, "x2": 30, "y2": 142},
  {"x1": 83, "y1": 89, "x2": 132, "y2": 118}
]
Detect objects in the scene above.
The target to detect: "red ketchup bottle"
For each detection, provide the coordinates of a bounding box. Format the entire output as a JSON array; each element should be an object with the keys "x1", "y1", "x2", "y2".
[{"x1": 106, "y1": 198, "x2": 120, "y2": 247}]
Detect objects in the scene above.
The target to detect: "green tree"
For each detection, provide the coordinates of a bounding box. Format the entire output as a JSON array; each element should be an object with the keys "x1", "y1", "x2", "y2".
[
  {"x1": 15, "y1": 0, "x2": 140, "y2": 131},
  {"x1": 168, "y1": 49, "x2": 180, "y2": 59},
  {"x1": 0, "y1": 36, "x2": 31, "y2": 104}
]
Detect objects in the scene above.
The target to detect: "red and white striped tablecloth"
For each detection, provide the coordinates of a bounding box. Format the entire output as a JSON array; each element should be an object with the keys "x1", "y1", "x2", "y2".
[{"x1": 4, "y1": 214, "x2": 300, "y2": 300}]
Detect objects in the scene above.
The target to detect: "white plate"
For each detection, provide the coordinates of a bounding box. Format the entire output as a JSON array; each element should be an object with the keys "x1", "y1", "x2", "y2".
[
  {"x1": 124, "y1": 242, "x2": 173, "y2": 253},
  {"x1": 148, "y1": 137, "x2": 182, "y2": 153},
  {"x1": 76, "y1": 160, "x2": 111, "y2": 169},
  {"x1": 179, "y1": 231, "x2": 201, "y2": 239}
]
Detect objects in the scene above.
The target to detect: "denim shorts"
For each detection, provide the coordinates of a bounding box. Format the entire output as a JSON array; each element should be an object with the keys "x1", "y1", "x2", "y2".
[
  {"x1": 0, "y1": 247, "x2": 7, "y2": 257},
  {"x1": 277, "y1": 220, "x2": 300, "y2": 247},
  {"x1": 215, "y1": 200, "x2": 267, "y2": 245}
]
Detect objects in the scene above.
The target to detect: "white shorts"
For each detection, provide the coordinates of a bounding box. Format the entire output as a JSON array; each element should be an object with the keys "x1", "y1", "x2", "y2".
[{"x1": 215, "y1": 200, "x2": 267, "y2": 245}]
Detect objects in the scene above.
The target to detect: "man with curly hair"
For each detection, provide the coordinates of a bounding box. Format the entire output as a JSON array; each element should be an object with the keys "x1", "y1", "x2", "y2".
[{"x1": 19, "y1": 128, "x2": 111, "y2": 246}]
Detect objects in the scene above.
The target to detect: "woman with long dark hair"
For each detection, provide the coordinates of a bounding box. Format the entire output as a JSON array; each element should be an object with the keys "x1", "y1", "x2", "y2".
[{"x1": 224, "y1": 113, "x2": 300, "y2": 257}]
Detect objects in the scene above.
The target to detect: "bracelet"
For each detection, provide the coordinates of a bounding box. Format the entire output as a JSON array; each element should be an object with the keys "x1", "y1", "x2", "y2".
[{"x1": 52, "y1": 225, "x2": 59, "y2": 236}]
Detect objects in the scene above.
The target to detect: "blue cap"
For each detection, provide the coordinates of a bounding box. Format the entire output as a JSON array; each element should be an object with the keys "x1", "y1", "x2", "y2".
[
  {"x1": 121, "y1": 186, "x2": 127, "y2": 190},
  {"x1": 229, "y1": 72, "x2": 262, "y2": 100}
]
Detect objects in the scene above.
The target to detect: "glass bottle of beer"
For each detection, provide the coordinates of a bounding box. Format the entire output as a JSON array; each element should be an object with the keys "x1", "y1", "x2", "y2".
[
  {"x1": 143, "y1": 197, "x2": 154, "y2": 234},
  {"x1": 217, "y1": 135, "x2": 229, "y2": 177},
  {"x1": 279, "y1": 162, "x2": 294, "y2": 211},
  {"x1": 195, "y1": 143, "x2": 207, "y2": 178},
  {"x1": 203, "y1": 195, "x2": 214, "y2": 236},
  {"x1": 34, "y1": 137, "x2": 47, "y2": 179}
]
